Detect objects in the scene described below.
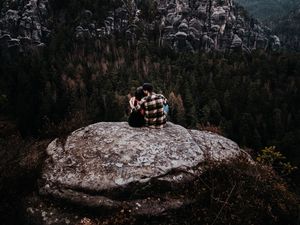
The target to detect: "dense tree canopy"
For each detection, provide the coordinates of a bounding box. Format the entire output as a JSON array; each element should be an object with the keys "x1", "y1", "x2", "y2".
[
  {"x1": 1, "y1": 39, "x2": 299, "y2": 168},
  {"x1": 0, "y1": 0, "x2": 299, "y2": 183}
]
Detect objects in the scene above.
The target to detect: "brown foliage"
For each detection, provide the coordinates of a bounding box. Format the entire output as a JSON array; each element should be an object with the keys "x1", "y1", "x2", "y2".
[
  {"x1": 197, "y1": 122, "x2": 223, "y2": 135},
  {"x1": 177, "y1": 156, "x2": 300, "y2": 225}
]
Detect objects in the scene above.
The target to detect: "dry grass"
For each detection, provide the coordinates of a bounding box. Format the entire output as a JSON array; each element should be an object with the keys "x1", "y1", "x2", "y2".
[{"x1": 197, "y1": 123, "x2": 223, "y2": 135}]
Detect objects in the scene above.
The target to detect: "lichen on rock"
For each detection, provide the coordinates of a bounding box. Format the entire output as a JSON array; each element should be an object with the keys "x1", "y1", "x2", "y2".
[{"x1": 24, "y1": 122, "x2": 247, "y2": 224}]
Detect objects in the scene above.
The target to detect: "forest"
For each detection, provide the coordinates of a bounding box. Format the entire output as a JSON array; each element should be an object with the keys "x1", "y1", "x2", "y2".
[
  {"x1": 0, "y1": 0, "x2": 299, "y2": 224},
  {"x1": 235, "y1": 0, "x2": 298, "y2": 22},
  {"x1": 1, "y1": 37, "x2": 300, "y2": 225},
  {"x1": 1, "y1": 35, "x2": 299, "y2": 173}
]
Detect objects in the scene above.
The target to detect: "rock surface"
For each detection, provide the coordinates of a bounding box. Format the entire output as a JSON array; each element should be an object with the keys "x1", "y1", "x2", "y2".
[
  {"x1": 85, "y1": 0, "x2": 280, "y2": 52},
  {"x1": 0, "y1": 0, "x2": 51, "y2": 51},
  {"x1": 25, "y1": 122, "x2": 246, "y2": 224},
  {"x1": 0, "y1": 0, "x2": 281, "y2": 53}
]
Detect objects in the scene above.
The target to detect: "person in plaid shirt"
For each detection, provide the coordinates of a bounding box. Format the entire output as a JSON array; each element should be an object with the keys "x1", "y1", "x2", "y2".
[{"x1": 134, "y1": 83, "x2": 167, "y2": 128}]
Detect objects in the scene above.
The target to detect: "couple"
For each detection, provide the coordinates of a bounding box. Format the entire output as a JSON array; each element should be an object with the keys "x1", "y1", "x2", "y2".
[{"x1": 128, "y1": 83, "x2": 168, "y2": 129}]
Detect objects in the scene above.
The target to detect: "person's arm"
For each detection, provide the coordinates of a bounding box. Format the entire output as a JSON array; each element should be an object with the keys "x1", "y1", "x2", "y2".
[
  {"x1": 133, "y1": 97, "x2": 146, "y2": 111},
  {"x1": 163, "y1": 96, "x2": 168, "y2": 104},
  {"x1": 129, "y1": 97, "x2": 136, "y2": 109},
  {"x1": 158, "y1": 94, "x2": 168, "y2": 104}
]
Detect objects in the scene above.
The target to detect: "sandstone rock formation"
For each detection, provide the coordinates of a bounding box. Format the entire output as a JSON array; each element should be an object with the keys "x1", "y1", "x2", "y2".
[
  {"x1": 79, "y1": 0, "x2": 280, "y2": 52},
  {"x1": 25, "y1": 122, "x2": 248, "y2": 224},
  {"x1": 0, "y1": 0, "x2": 51, "y2": 51},
  {"x1": 0, "y1": 0, "x2": 281, "y2": 53}
]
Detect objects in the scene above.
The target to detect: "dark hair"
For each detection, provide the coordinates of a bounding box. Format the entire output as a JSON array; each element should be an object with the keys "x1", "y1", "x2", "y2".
[
  {"x1": 135, "y1": 86, "x2": 144, "y2": 101},
  {"x1": 142, "y1": 83, "x2": 153, "y2": 92}
]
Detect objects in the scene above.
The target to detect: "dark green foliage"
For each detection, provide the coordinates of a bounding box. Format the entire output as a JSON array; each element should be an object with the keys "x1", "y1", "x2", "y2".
[
  {"x1": 137, "y1": 0, "x2": 158, "y2": 22},
  {"x1": 257, "y1": 146, "x2": 298, "y2": 176},
  {"x1": 1, "y1": 41, "x2": 300, "y2": 169},
  {"x1": 274, "y1": 8, "x2": 300, "y2": 51},
  {"x1": 49, "y1": 0, "x2": 119, "y2": 23},
  {"x1": 235, "y1": 0, "x2": 298, "y2": 22}
]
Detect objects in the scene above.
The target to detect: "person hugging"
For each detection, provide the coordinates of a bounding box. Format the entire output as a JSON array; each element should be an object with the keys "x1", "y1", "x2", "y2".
[{"x1": 129, "y1": 83, "x2": 168, "y2": 129}]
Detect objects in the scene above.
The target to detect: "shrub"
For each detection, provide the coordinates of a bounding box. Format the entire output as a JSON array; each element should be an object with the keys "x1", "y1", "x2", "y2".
[
  {"x1": 256, "y1": 146, "x2": 298, "y2": 176},
  {"x1": 172, "y1": 156, "x2": 299, "y2": 225}
]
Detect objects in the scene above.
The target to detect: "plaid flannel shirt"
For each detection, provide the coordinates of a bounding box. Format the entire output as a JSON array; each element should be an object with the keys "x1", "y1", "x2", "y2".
[{"x1": 135, "y1": 93, "x2": 167, "y2": 128}]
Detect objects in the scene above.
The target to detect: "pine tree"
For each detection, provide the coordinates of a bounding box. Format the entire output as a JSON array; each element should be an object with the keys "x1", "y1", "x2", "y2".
[{"x1": 168, "y1": 92, "x2": 186, "y2": 125}]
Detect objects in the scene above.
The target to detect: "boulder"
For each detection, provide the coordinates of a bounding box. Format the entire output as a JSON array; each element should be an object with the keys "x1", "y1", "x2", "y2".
[
  {"x1": 8, "y1": 38, "x2": 20, "y2": 47},
  {"x1": 178, "y1": 21, "x2": 189, "y2": 32},
  {"x1": 211, "y1": 24, "x2": 220, "y2": 33},
  {"x1": 231, "y1": 34, "x2": 242, "y2": 48},
  {"x1": 212, "y1": 6, "x2": 227, "y2": 23},
  {"x1": 189, "y1": 18, "x2": 203, "y2": 31},
  {"x1": 189, "y1": 26, "x2": 200, "y2": 39},
  {"x1": 175, "y1": 31, "x2": 187, "y2": 39},
  {"x1": 197, "y1": 3, "x2": 207, "y2": 19},
  {"x1": 25, "y1": 122, "x2": 246, "y2": 224},
  {"x1": 270, "y1": 35, "x2": 281, "y2": 50}
]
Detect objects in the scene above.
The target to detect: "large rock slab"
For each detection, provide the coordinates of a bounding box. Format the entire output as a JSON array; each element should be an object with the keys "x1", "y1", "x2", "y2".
[
  {"x1": 26, "y1": 122, "x2": 245, "y2": 224},
  {"x1": 42, "y1": 122, "x2": 203, "y2": 194}
]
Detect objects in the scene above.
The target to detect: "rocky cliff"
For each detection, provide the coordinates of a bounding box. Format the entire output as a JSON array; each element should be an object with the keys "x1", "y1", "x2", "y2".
[
  {"x1": 0, "y1": 0, "x2": 51, "y2": 52},
  {"x1": 235, "y1": 0, "x2": 300, "y2": 51},
  {"x1": 76, "y1": 0, "x2": 280, "y2": 52},
  {"x1": 0, "y1": 0, "x2": 280, "y2": 53},
  {"x1": 25, "y1": 122, "x2": 248, "y2": 224}
]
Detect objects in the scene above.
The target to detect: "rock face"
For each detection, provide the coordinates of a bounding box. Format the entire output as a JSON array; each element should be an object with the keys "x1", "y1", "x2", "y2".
[
  {"x1": 0, "y1": 0, "x2": 51, "y2": 52},
  {"x1": 0, "y1": 0, "x2": 280, "y2": 53},
  {"x1": 26, "y1": 122, "x2": 246, "y2": 224},
  {"x1": 81, "y1": 0, "x2": 280, "y2": 52}
]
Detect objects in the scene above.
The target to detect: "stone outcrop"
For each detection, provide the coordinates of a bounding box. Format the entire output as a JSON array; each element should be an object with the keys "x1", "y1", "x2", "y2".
[
  {"x1": 0, "y1": 0, "x2": 51, "y2": 52},
  {"x1": 25, "y1": 122, "x2": 248, "y2": 224},
  {"x1": 77, "y1": 0, "x2": 280, "y2": 52},
  {"x1": 0, "y1": 0, "x2": 281, "y2": 53}
]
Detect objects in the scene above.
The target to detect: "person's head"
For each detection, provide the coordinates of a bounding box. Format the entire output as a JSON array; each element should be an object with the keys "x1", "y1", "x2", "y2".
[
  {"x1": 135, "y1": 86, "x2": 144, "y2": 101},
  {"x1": 142, "y1": 83, "x2": 153, "y2": 96}
]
